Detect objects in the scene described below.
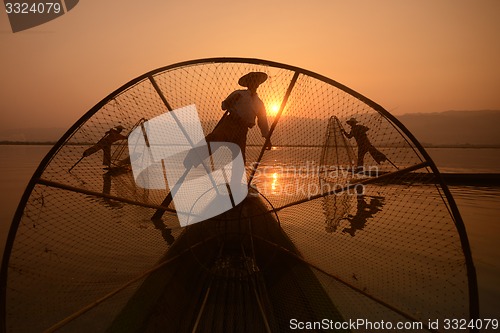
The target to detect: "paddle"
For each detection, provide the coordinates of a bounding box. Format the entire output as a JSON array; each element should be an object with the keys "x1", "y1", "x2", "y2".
[
  {"x1": 68, "y1": 156, "x2": 85, "y2": 173},
  {"x1": 151, "y1": 111, "x2": 230, "y2": 221},
  {"x1": 67, "y1": 131, "x2": 114, "y2": 173}
]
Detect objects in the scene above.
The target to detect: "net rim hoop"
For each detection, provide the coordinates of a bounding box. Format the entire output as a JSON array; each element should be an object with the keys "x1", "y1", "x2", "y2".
[{"x1": 0, "y1": 57, "x2": 479, "y2": 328}]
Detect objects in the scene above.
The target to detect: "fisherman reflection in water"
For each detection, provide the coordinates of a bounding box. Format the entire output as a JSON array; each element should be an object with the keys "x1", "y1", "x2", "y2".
[
  {"x1": 341, "y1": 118, "x2": 387, "y2": 172},
  {"x1": 83, "y1": 125, "x2": 127, "y2": 168},
  {"x1": 342, "y1": 191, "x2": 385, "y2": 237},
  {"x1": 152, "y1": 219, "x2": 175, "y2": 245},
  {"x1": 100, "y1": 171, "x2": 124, "y2": 208}
]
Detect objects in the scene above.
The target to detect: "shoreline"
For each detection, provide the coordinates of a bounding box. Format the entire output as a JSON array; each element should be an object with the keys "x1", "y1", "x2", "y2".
[{"x1": 1, "y1": 141, "x2": 500, "y2": 149}]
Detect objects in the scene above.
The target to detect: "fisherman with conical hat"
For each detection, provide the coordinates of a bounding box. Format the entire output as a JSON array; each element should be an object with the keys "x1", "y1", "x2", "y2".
[
  {"x1": 217, "y1": 71, "x2": 271, "y2": 158},
  {"x1": 184, "y1": 72, "x2": 271, "y2": 168},
  {"x1": 342, "y1": 117, "x2": 387, "y2": 170},
  {"x1": 82, "y1": 125, "x2": 127, "y2": 168},
  {"x1": 151, "y1": 73, "x2": 272, "y2": 221}
]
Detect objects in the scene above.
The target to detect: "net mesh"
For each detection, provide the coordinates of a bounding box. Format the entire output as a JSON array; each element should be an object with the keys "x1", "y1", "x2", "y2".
[{"x1": 1, "y1": 58, "x2": 476, "y2": 332}]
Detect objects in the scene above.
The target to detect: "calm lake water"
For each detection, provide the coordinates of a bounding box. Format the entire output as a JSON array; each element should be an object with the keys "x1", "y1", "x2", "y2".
[{"x1": 0, "y1": 145, "x2": 499, "y2": 320}]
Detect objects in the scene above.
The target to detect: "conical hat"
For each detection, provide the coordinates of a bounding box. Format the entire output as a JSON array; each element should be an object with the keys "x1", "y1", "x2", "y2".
[{"x1": 238, "y1": 72, "x2": 268, "y2": 87}]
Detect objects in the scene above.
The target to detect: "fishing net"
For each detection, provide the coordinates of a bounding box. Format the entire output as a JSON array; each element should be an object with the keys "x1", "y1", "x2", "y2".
[{"x1": 1, "y1": 58, "x2": 478, "y2": 332}]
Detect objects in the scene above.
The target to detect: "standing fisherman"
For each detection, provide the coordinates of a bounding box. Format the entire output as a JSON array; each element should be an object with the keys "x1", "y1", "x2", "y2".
[
  {"x1": 151, "y1": 72, "x2": 272, "y2": 221},
  {"x1": 184, "y1": 71, "x2": 272, "y2": 168},
  {"x1": 82, "y1": 125, "x2": 127, "y2": 168},
  {"x1": 341, "y1": 118, "x2": 387, "y2": 171}
]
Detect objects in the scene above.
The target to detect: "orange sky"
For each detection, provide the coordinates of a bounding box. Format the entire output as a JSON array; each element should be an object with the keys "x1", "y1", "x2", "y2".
[{"x1": 1, "y1": 0, "x2": 499, "y2": 130}]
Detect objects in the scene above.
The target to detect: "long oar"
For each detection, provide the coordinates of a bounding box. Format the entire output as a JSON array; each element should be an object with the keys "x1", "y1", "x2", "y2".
[
  {"x1": 150, "y1": 167, "x2": 190, "y2": 220},
  {"x1": 385, "y1": 156, "x2": 399, "y2": 170},
  {"x1": 68, "y1": 156, "x2": 85, "y2": 173},
  {"x1": 151, "y1": 111, "x2": 230, "y2": 221},
  {"x1": 68, "y1": 131, "x2": 111, "y2": 173}
]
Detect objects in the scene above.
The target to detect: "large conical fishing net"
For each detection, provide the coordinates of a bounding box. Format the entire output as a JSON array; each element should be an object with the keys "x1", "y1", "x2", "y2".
[{"x1": 1, "y1": 58, "x2": 478, "y2": 332}]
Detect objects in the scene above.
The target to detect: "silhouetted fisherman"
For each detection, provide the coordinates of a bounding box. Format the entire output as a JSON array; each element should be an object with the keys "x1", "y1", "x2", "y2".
[
  {"x1": 151, "y1": 73, "x2": 272, "y2": 222},
  {"x1": 341, "y1": 118, "x2": 387, "y2": 171},
  {"x1": 184, "y1": 71, "x2": 272, "y2": 168},
  {"x1": 83, "y1": 125, "x2": 127, "y2": 168}
]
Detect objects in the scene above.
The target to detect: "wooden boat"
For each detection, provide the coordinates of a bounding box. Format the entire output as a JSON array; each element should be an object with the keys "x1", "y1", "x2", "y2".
[
  {"x1": 1, "y1": 58, "x2": 479, "y2": 332},
  {"x1": 108, "y1": 195, "x2": 347, "y2": 332}
]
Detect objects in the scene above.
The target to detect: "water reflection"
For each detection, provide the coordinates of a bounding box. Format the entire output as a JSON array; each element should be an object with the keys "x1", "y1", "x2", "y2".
[
  {"x1": 100, "y1": 170, "x2": 124, "y2": 209},
  {"x1": 342, "y1": 195, "x2": 385, "y2": 237},
  {"x1": 100, "y1": 168, "x2": 175, "y2": 245},
  {"x1": 252, "y1": 166, "x2": 285, "y2": 197},
  {"x1": 271, "y1": 172, "x2": 278, "y2": 193},
  {"x1": 324, "y1": 191, "x2": 350, "y2": 233},
  {"x1": 151, "y1": 218, "x2": 175, "y2": 245}
]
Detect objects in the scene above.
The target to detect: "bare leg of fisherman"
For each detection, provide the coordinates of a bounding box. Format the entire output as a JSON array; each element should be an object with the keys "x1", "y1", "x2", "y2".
[
  {"x1": 368, "y1": 145, "x2": 387, "y2": 164},
  {"x1": 356, "y1": 144, "x2": 368, "y2": 173}
]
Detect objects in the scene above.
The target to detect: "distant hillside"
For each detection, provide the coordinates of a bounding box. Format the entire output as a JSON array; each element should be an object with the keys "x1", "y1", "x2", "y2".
[
  {"x1": 1, "y1": 110, "x2": 499, "y2": 147},
  {"x1": 396, "y1": 110, "x2": 500, "y2": 147},
  {"x1": 0, "y1": 127, "x2": 66, "y2": 143}
]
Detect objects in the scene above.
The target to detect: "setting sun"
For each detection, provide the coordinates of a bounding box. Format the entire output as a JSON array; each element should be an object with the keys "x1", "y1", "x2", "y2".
[{"x1": 268, "y1": 102, "x2": 280, "y2": 116}]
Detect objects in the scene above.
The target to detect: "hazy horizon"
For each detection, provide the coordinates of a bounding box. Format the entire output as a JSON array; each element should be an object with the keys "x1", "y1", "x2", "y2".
[{"x1": 1, "y1": 109, "x2": 499, "y2": 147}]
